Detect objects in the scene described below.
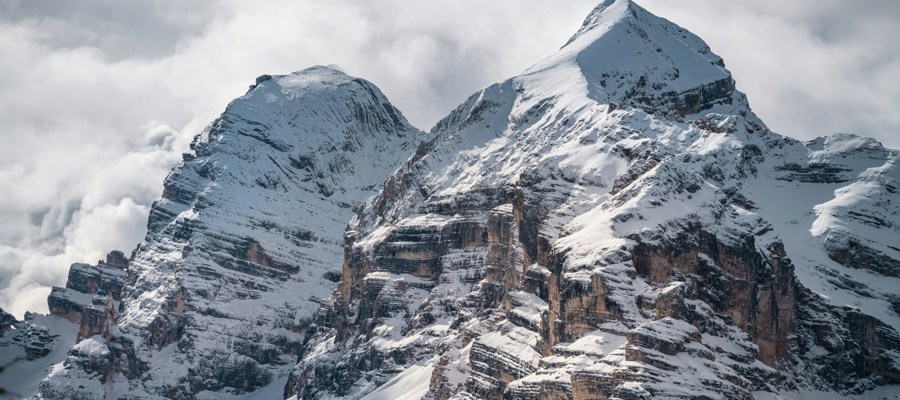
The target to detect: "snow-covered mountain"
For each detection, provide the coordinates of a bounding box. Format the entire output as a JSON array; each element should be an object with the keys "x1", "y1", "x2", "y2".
[
  {"x1": 286, "y1": 1, "x2": 900, "y2": 399},
  {"x1": 6, "y1": 66, "x2": 423, "y2": 399},
  {"x1": 2, "y1": 1, "x2": 898, "y2": 399}
]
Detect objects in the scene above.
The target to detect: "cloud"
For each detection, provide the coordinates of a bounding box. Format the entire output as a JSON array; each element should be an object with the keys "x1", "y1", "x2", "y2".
[
  {"x1": 0, "y1": 0, "x2": 219, "y2": 59},
  {"x1": 639, "y1": 0, "x2": 900, "y2": 145},
  {"x1": 0, "y1": 122, "x2": 184, "y2": 318},
  {"x1": 0, "y1": 0, "x2": 897, "y2": 318}
]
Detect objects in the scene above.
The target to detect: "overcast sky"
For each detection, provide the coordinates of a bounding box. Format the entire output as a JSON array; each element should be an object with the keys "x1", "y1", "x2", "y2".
[{"x1": 0, "y1": 0, "x2": 897, "y2": 318}]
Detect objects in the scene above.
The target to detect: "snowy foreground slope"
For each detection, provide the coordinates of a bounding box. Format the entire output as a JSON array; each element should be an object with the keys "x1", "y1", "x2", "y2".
[
  {"x1": 286, "y1": 1, "x2": 900, "y2": 399},
  {"x1": 1, "y1": 0, "x2": 898, "y2": 399}
]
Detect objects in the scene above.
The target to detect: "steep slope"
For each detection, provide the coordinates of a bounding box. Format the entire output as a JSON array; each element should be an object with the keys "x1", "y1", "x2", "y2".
[
  {"x1": 287, "y1": 1, "x2": 900, "y2": 399},
  {"x1": 33, "y1": 66, "x2": 423, "y2": 399}
]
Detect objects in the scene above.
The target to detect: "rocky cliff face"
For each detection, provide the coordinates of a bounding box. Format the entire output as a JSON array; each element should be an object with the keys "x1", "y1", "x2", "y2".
[
  {"x1": 7, "y1": 1, "x2": 899, "y2": 399},
  {"x1": 285, "y1": 1, "x2": 900, "y2": 399},
  {"x1": 29, "y1": 66, "x2": 422, "y2": 399},
  {"x1": 0, "y1": 309, "x2": 15, "y2": 332},
  {"x1": 47, "y1": 251, "x2": 128, "y2": 325}
]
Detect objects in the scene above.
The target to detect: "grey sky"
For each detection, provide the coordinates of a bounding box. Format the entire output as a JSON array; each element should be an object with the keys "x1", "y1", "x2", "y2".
[{"x1": 0, "y1": 0, "x2": 897, "y2": 318}]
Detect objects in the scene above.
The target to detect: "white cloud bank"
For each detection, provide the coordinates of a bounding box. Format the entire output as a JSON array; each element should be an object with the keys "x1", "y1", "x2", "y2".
[{"x1": 0, "y1": 0, "x2": 897, "y2": 318}]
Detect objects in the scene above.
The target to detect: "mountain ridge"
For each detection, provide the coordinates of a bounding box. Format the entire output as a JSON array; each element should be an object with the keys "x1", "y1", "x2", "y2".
[{"x1": 1, "y1": 1, "x2": 898, "y2": 399}]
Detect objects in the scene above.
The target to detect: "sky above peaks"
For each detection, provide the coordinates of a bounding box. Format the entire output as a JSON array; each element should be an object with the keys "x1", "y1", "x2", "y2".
[{"x1": 0, "y1": 0, "x2": 898, "y2": 318}]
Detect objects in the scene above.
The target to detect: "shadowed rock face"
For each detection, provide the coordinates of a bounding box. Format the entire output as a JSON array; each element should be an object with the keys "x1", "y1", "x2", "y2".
[
  {"x1": 46, "y1": 252, "x2": 128, "y2": 328},
  {"x1": 0, "y1": 309, "x2": 15, "y2": 332},
  {"x1": 627, "y1": 227, "x2": 798, "y2": 366}
]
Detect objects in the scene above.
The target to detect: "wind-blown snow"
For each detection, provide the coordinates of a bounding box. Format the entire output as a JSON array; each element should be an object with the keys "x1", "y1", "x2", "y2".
[{"x1": 360, "y1": 363, "x2": 435, "y2": 400}]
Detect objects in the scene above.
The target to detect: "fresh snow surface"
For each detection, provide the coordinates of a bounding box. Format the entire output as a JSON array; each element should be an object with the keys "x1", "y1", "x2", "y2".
[
  {"x1": 524, "y1": 0, "x2": 728, "y2": 107},
  {"x1": 0, "y1": 315, "x2": 77, "y2": 398},
  {"x1": 753, "y1": 386, "x2": 900, "y2": 400},
  {"x1": 196, "y1": 375, "x2": 289, "y2": 400},
  {"x1": 360, "y1": 363, "x2": 435, "y2": 400}
]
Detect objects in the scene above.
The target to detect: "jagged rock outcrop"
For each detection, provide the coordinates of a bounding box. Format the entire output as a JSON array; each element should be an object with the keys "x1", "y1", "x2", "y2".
[
  {"x1": 32, "y1": 66, "x2": 422, "y2": 399},
  {"x1": 105, "y1": 250, "x2": 130, "y2": 270},
  {"x1": 0, "y1": 309, "x2": 15, "y2": 332},
  {"x1": 47, "y1": 251, "x2": 128, "y2": 324},
  {"x1": 286, "y1": 1, "x2": 900, "y2": 399}
]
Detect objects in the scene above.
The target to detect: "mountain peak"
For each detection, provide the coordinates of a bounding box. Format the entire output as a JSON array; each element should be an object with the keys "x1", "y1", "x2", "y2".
[
  {"x1": 285, "y1": 64, "x2": 351, "y2": 82},
  {"x1": 31, "y1": 65, "x2": 424, "y2": 399},
  {"x1": 524, "y1": 0, "x2": 735, "y2": 117},
  {"x1": 246, "y1": 65, "x2": 356, "y2": 96},
  {"x1": 564, "y1": 0, "x2": 634, "y2": 46}
]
